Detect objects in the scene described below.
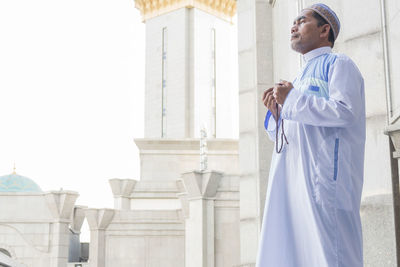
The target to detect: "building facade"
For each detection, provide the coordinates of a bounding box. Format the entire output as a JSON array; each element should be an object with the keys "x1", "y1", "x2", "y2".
[{"x1": 237, "y1": 0, "x2": 400, "y2": 266}]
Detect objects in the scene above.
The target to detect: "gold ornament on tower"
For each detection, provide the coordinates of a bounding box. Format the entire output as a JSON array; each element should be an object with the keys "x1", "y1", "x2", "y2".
[{"x1": 135, "y1": 0, "x2": 236, "y2": 22}]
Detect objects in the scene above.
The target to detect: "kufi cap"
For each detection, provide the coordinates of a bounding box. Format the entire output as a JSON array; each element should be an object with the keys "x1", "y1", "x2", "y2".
[{"x1": 304, "y1": 3, "x2": 341, "y2": 41}]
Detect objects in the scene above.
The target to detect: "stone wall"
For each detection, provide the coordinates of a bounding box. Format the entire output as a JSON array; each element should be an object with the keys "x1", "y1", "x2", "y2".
[
  {"x1": 0, "y1": 191, "x2": 78, "y2": 267},
  {"x1": 237, "y1": 0, "x2": 399, "y2": 266}
]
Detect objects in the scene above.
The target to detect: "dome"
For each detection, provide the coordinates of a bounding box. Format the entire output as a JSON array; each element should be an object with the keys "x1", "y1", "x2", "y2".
[{"x1": 0, "y1": 173, "x2": 42, "y2": 192}]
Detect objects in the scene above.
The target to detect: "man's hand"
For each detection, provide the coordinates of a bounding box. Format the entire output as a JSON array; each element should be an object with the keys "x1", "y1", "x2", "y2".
[
  {"x1": 273, "y1": 80, "x2": 293, "y2": 105},
  {"x1": 262, "y1": 87, "x2": 279, "y2": 121}
]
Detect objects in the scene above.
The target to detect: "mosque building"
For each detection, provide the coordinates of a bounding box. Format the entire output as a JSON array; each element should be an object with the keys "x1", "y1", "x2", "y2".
[{"x1": 1, "y1": 0, "x2": 400, "y2": 267}]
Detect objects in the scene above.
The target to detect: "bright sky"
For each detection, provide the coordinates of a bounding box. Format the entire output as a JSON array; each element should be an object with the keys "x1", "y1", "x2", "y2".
[{"x1": 0, "y1": 0, "x2": 145, "y2": 211}]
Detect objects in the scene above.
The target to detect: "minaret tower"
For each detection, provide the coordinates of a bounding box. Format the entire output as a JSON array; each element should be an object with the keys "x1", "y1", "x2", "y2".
[
  {"x1": 107, "y1": 3, "x2": 240, "y2": 265},
  {"x1": 135, "y1": 0, "x2": 237, "y2": 139}
]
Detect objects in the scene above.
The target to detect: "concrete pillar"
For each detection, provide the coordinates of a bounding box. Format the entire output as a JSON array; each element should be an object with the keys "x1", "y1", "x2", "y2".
[
  {"x1": 44, "y1": 190, "x2": 79, "y2": 267},
  {"x1": 385, "y1": 123, "x2": 400, "y2": 266},
  {"x1": 181, "y1": 170, "x2": 222, "y2": 267},
  {"x1": 50, "y1": 222, "x2": 69, "y2": 267},
  {"x1": 85, "y1": 208, "x2": 115, "y2": 267},
  {"x1": 69, "y1": 206, "x2": 87, "y2": 262},
  {"x1": 109, "y1": 179, "x2": 136, "y2": 210},
  {"x1": 237, "y1": 0, "x2": 275, "y2": 266}
]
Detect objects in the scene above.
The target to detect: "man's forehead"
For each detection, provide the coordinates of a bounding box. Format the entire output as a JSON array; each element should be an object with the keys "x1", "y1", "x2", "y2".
[{"x1": 293, "y1": 10, "x2": 313, "y2": 22}]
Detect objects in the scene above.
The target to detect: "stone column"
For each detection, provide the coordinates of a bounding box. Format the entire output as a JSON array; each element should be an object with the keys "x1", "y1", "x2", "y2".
[
  {"x1": 237, "y1": 0, "x2": 274, "y2": 266},
  {"x1": 85, "y1": 208, "x2": 115, "y2": 267},
  {"x1": 44, "y1": 190, "x2": 79, "y2": 267},
  {"x1": 109, "y1": 179, "x2": 136, "y2": 210},
  {"x1": 69, "y1": 206, "x2": 87, "y2": 262},
  {"x1": 181, "y1": 170, "x2": 222, "y2": 267},
  {"x1": 385, "y1": 123, "x2": 400, "y2": 266}
]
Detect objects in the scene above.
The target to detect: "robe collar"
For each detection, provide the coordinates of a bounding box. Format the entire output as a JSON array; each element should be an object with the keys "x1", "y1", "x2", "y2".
[{"x1": 303, "y1": 46, "x2": 332, "y2": 62}]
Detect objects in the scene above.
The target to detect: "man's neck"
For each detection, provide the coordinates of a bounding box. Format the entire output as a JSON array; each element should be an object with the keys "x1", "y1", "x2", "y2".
[
  {"x1": 303, "y1": 46, "x2": 332, "y2": 62},
  {"x1": 301, "y1": 41, "x2": 332, "y2": 55}
]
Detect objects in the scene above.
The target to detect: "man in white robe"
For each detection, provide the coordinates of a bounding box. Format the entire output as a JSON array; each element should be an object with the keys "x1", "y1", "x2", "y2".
[{"x1": 256, "y1": 3, "x2": 365, "y2": 267}]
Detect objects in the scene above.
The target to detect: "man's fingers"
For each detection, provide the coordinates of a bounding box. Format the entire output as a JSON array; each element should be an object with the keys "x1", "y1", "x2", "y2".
[
  {"x1": 262, "y1": 87, "x2": 273, "y2": 100},
  {"x1": 263, "y1": 95, "x2": 268, "y2": 106},
  {"x1": 273, "y1": 91, "x2": 282, "y2": 104},
  {"x1": 269, "y1": 98, "x2": 276, "y2": 109},
  {"x1": 264, "y1": 92, "x2": 271, "y2": 106},
  {"x1": 263, "y1": 92, "x2": 270, "y2": 106},
  {"x1": 266, "y1": 92, "x2": 276, "y2": 109},
  {"x1": 264, "y1": 92, "x2": 273, "y2": 107}
]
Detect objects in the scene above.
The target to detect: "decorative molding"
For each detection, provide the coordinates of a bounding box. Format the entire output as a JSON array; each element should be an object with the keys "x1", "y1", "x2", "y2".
[{"x1": 135, "y1": 0, "x2": 236, "y2": 22}]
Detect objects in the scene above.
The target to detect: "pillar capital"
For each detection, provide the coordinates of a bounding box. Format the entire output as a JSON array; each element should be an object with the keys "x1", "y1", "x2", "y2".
[
  {"x1": 109, "y1": 179, "x2": 136, "y2": 210},
  {"x1": 85, "y1": 208, "x2": 115, "y2": 231},
  {"x1": 109, "y1": 179, "x2": 136, "y2": 197},
  {"x1": 44, "y1": 190, "x2": 79, "y2": 222},
  {"x1": 181, "y1": 170, "x2": 222, "y2": 199}
]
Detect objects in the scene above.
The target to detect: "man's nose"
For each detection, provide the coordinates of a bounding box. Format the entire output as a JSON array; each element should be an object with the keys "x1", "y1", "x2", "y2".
[{"x1": 291, "y1": 25, "x2": 297, "y2": 34}]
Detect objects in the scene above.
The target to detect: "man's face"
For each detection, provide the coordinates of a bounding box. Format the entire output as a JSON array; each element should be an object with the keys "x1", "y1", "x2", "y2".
[{"x1": 290, "y1": 10, "x2": 323, "y2": 54}]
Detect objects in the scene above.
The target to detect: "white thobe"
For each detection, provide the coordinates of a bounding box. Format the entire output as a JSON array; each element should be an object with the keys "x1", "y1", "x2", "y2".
[{"x1": 256, "y1": 46, "x2": 366, "y2": 267}]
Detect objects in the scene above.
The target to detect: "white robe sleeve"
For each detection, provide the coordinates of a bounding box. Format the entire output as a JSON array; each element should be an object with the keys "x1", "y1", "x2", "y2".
[{"x1": 281, "y1": 56, "x2": 364, "y2": 128}]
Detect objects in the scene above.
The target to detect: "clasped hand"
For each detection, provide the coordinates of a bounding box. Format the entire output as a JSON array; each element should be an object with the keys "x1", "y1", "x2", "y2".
[{"x1": 262, "y1": 80, "x2": 293, "y2": 120}]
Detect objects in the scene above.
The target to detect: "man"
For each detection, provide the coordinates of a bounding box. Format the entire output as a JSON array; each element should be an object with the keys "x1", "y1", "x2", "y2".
[{"x1": 256, "y1": 3, "x2": 365, "y2": 267}]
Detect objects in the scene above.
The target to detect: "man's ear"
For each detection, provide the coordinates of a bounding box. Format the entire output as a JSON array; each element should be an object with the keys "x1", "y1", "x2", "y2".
[{"x1": 320, "y1": 24, "x2": 331, "y2": 39}]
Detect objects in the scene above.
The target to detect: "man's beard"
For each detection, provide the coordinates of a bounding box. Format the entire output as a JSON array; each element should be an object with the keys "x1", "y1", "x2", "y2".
[{"x1": 291, "y1": 40, "x2": 302, "y2": 53}]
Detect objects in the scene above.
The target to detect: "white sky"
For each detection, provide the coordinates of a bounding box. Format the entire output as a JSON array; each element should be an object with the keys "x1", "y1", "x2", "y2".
[{"x1": 0, "y1": 0, "x2": 145, "y2": 212}]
